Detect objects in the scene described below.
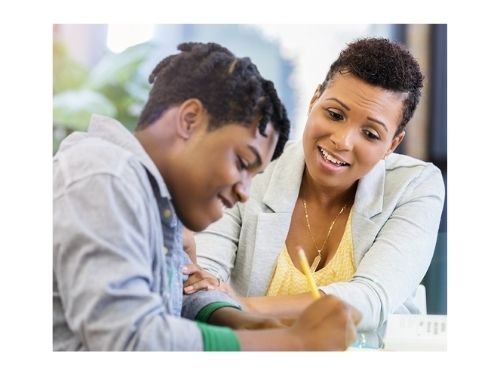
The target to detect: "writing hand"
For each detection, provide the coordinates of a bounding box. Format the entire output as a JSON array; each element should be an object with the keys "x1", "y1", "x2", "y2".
[{"x1": 289, "y1": 295, "x2": 362, "y2": 350}]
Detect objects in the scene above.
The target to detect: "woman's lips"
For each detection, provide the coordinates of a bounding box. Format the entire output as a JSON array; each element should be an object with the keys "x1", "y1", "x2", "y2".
[{"x1": 317, "y1": 146, "x2": 350, "y2": 172}]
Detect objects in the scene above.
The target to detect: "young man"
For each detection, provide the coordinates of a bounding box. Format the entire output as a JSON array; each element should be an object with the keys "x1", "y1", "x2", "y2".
[{"x1": 53, "y1": 42, "x2": 360, "y2": 351}]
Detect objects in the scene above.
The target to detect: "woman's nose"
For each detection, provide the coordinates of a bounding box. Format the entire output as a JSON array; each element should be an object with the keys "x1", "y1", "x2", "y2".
[{"x1": 330, "y1": 125, "x2": 354, "y2": 150}]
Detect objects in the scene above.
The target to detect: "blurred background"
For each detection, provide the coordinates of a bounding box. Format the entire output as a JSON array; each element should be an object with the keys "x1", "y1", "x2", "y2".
[{"x1": 53, "y1": 23, "x2": 447, "y2": 315}]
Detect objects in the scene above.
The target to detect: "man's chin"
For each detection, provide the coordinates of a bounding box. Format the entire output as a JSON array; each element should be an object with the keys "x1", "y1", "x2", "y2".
[
  {"x1": 174, "y1": 200, "x2": 223, "y2": 232},
  {"x1": 183, "y1": 213, "x2": 221, "y2": 232},
  {"x1": 182, "y1": 220, "x2": 207, "y2": 233}
]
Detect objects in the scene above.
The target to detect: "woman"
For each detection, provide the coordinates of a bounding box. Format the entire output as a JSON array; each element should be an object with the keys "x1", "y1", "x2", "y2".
[{"x1": 185, "y1": 38, "x2": 445, "y2": 332}]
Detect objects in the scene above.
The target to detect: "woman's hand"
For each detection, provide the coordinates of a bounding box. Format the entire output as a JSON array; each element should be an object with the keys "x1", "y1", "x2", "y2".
[
  {"x1": 182, "y1": 263, "x2": 234, "y2": 295},
  {"x1": 182, "y1": 228, "x2": 197, "y2": 263}
]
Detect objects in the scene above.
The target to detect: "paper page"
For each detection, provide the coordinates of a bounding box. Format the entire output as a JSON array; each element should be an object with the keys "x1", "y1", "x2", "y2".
[{"x1": 383, "y1": 314, "x2": 447, "y2": 351}]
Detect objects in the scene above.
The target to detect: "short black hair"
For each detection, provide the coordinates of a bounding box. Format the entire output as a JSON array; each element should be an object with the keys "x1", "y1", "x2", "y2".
[
  {"x1": 320, "y1": 37, "x2": 424, "y2": 135},
  {"x1": 138, "y1": 42, "x2": 290, "y2": 160}
]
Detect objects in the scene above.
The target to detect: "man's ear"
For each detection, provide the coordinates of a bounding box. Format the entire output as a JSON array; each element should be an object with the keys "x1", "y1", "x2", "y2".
[
  {"x1": 308, "y1": 85, "x2": 322, "y2": 114},
  {"x1": 177, "y1": 99, "x2": 207, "y2": 140},
  {"x1": 386, "y1": 130, "x2": 405, "y2": 157}
]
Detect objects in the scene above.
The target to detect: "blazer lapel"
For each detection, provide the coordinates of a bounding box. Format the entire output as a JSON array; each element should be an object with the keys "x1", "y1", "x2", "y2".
[
  {"x1": 247, "y1": 142, "x2": 305, "y2": 295},
  {"x1": 247, "y1": 213, "x2": 293, "y2": 295},
  {"x1": 351, "y1": 158, "x2": 386, "y2": 265},
  {"x1": 262, "y1": 141, "x2": 305, "y2": 213}
]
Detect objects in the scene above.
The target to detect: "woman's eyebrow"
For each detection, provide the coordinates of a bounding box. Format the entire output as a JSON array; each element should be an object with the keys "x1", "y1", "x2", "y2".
[
  {"x1": 367, "y1": 116, "x2": 388, "y2": 132},
  {"x1": 325, "y1": 97, "x2": 350, "y2": 111},
  {"x1": 325, "y1": 97, "x2": 388, "y2": 132}
]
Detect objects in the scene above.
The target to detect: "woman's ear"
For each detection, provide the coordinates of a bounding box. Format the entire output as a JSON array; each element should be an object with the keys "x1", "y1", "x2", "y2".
[
  {"x1": 386, "y1": 130, "x2": 406, "y2": 157},
  {"x1": 177, "y1": 99, "x2": 207, "y2": 140},
  {"x1": 308, "y1": 84, "x2": 322, "y2": 114}
]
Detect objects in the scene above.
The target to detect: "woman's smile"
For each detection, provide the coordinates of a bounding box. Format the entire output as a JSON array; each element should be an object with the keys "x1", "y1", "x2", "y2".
[{"x1": 316, "y1": 145, "x2": 351, "y2": 173}]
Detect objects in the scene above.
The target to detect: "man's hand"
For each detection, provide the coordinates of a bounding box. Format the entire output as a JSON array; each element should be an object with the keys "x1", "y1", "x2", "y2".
[
  {"x1": 234, "y1": 295, "x2": 361, "y2": 351},
  {"x1": 208, "y1": 307, "x2": 295, "y2": 330},
  {"x1": 288, "y1": 295, "x2": 362, "y2": 350}
]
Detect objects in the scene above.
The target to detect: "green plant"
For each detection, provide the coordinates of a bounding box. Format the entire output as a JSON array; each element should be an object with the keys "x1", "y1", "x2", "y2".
[{"x1": 53, "y1": 39, "x2": 152, "y2": 153}]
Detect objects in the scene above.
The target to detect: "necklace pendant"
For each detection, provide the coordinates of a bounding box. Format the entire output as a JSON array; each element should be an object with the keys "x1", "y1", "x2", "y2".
[{"x1": 310, "y1": 254, "x2": 321, "y2": 272}]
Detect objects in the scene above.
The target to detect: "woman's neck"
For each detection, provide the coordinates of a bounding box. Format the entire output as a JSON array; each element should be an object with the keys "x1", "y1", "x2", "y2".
[{"x1": 299, "y1": 170, "x2": 357, "y2": 210}]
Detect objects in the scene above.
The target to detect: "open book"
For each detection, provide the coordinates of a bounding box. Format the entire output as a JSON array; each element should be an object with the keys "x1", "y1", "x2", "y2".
[{"x1": 383, "y1": 314, "x2": 447, "y2": 351}]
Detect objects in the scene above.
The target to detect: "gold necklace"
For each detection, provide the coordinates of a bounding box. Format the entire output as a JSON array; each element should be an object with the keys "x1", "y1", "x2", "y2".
[{"x1": 302, "y1": 198, "x2": 348, "y2": 272}]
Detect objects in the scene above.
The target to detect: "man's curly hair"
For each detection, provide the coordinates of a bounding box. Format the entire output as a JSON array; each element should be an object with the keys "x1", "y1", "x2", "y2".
[
  {"x1": 138, "y1": 42, "x2": 289, "y2": 160},
  {"x1": 319, "y1": 37, "x2": 424, "y2": 135}
]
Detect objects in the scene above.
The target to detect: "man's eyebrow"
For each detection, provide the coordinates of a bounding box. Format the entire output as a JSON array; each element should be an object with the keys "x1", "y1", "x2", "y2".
[
  {"x1": 247, "y1": 145, "x2": 262, "y2": 168},
  {"x1": 325, "y1": 97, "x2": 350, "y2": 111},
  {"x1": 367, "y1": 117, "x2": 388, "y2": 132}
]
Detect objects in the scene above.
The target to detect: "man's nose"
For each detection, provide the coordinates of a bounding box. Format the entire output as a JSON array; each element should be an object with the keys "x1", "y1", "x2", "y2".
[{"x1": 234, "y1": 174, "x2": 251, "y2": 203}]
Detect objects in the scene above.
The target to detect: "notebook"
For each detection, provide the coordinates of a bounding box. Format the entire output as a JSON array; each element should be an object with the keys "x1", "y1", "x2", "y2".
[{"x1": 383, "y1": 314, "x2": 447, "y2": 351}]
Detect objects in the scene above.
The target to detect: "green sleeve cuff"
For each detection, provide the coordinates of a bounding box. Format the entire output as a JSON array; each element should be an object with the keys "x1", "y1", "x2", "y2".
[
  {"x1": 195, "y1": 301, "x2": 241, "y2": 323},
  {"x1": 196, "y1": 322, "x2": 240, "y2": 351}
]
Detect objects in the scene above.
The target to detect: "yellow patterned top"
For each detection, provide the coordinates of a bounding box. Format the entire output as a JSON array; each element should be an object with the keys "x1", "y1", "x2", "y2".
[{"x1": 266, "y1": 210, "x2": 356, "y2": 296}]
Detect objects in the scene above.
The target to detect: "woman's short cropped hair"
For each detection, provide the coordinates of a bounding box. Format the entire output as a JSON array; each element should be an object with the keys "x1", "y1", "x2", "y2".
[{"x1": 320, "y1": 37, "x2": 424, "y2": 135}]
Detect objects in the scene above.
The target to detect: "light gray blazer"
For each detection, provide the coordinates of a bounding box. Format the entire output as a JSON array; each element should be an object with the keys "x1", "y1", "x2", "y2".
[{"x1": 196, "y1": 141, "x2": 445, "y2": 330}]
